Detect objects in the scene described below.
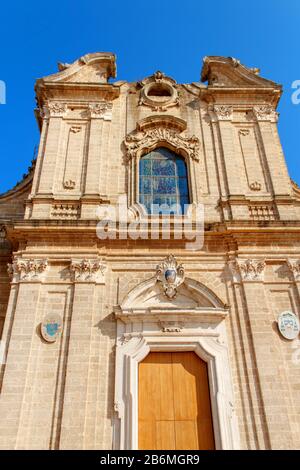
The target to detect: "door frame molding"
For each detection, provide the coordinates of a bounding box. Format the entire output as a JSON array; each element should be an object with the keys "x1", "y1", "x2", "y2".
[
  {"x1": 113, "y1": 328, "x2": 240, "y2": 450},
  {"x1": 113, "y1": 276, "x2": 240, "y2": 450}
]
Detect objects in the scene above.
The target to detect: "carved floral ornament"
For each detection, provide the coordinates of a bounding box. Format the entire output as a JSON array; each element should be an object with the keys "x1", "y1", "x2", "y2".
[
  {"x1": 89, "y1": 101, "x2": 113, "y2": 120},
  {"x1": 124, "y1": 126, "x2": 200, "y2": 163},
  {"x1": 253, "y1": 105, "x2": 279, "y2": 122},
  {"x1": 39, "y1": 101, "x2": 113, "y2": 120},
  {"x1": 287, "y1": 259, "x2": 300, "y2": 281},
  {"x1": 70, "y1": 258, "x2": 106, "y2": 283},
  {"x1": 229, "y1": 259, "x2": 266, "y2": 282},
  {"x1": 7, "y1": 258, "x2": 48, "y2": 282},
  {"x1": 156, "y1": 254, "x2": 185, "y2": 299},
  {"x1": 40, "y1": 102, "x2": 67, "y2": 118},
  {"x1": 213, "y1": 105, "x2": 233, "y2": 121}
]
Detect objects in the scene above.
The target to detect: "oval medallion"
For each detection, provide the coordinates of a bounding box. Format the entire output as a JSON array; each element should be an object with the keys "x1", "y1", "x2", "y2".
[
  {"x1": 165, "y1": 269, "x2": 176, "y2": 284},
  {"x1": 277, "y1": 311, "x2": 300, "y2": 340},
  {"x1": 41, "y1": 313, "x2": 63, "y2": 343}
]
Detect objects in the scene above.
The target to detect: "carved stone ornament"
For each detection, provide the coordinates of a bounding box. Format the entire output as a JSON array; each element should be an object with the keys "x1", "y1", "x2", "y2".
[
  {"x1": 287, "y1": 259, "x2": 300, "y2": 281},
  {"x1": 63, "y1": 179, "x2": 76, "y2": 190},
  {"x1": 277, "y1": 311, "x2": 300, "y2": 341},
  {"x1": 70, "y1": 258, "x2": 106, "y2": 283},
  {"x1": 249, "y1": 181, "x2": 261, "y2": 191},
  {"x1": 214, "y1": 105, "x2": 233, "y2": 121},
  {"x1": 253, "y1": 105, "x2": 279, "y2": 122},
  {"x1": 41, "y1": 313, "x2": 63, "y2": 343},
  {"x1": 138, "y1": 71, "x2": 179, "y2": 112},
  {"x1": 0, "y1": 225, "x2": 7, "y2": 239},
  {"x1": 228, "y1": 260, "x2": 241, "y2": 284},
  {"x1": 156, "y1": 255, "x2": 185, "y2": 299},
  {"x1": 237, "y1": 259, "x2": 266, "y2": 282},
  {"x1": 238, "y1": 129, "x2": 250, "y2": 136},
  {"x1": 8, "y1": 258, "x2": 48, "y2": 282},
  {"x1": 124, "y1": 126, "x2": 200, "y2": 163},
  {"x1": 46, "y1": 101, "x2": 67, "y2": 117},
  {"x1": 70, "y1": 126, "x2": 81, "y2": 133},
  {"x1": 51, "y1": 203, "x2": 80, "y2": 219},
  {"x1": 159, "y1": 320, "x2": 184, "y2": 332},
  {"x1": 89, "y1": 101, "x2": 113, "y2": 120}
]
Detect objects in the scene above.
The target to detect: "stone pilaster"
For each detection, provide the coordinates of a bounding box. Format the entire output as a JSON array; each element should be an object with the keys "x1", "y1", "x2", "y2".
[
  {"x1": 230, "y1": 258, "x2": 296, "y2": 449},
  {"x1": 213, "y1": 106, "x2": 243, "y2": 196},
  {"x1": 0, "y1": 259, "x2": 47, "y2": 449},
  {"x1": 253, "y1": 106, "x2": 291, "y2": 198},
  {"x1": 59, "y1": 259, "x2": 106, "y2": 449},
  {"x1": 37, "y1": 103, "x2": 66, "y2": 194}
]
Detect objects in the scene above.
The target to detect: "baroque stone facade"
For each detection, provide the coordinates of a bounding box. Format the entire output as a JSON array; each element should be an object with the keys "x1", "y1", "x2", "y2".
[{"x1": 0, "y1": 53, "x2": 300, "y2": 449}]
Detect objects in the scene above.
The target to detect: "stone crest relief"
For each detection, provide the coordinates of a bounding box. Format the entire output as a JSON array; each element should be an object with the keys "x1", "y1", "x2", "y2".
[
  {"x1": 156, "y1": 254, "x2": 185, "y2": 299},
  {"x1": 41, "y1": 313, "x2": 63, "y2": 343}
]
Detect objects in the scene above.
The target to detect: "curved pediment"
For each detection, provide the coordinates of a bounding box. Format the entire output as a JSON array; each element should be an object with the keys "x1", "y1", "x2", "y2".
[
  {"x1": 201, "y1": 56, "x2": 281, "y2": 89},
  {"x1": 120, "y1": 276, "x2": 225, "y2": 310},
  {"x1": 36, "y1": 52, "x2": 116, "y2": 84}
]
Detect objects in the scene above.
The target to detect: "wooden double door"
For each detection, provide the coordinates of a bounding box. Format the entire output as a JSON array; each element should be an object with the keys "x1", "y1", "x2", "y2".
[{"x1": 138, "y1": 352, "x2": 215, "y2": 450}]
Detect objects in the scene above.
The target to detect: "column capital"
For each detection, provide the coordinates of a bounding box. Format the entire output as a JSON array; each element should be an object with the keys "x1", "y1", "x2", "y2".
[
  {"x1": 89, "y1": 101, "x2": 113, "y2": 120},
  {"x1": 70, "y1": 258, "x2": 106, "y2": 283},
  {"x1": 229, "y1": 258, "x2": 266, "y2": 282},
  {"x1": 287, "y1": 259, "x2": 300, "y2": 281},
  {"x1": 8, "y1": 258, "x2": 48, "y2": 282}
]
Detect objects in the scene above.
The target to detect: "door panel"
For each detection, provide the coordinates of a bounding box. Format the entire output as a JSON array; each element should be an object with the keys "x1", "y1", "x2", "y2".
[{"x1": 138, "y1": 352, "x2": 215, "y2": 450}]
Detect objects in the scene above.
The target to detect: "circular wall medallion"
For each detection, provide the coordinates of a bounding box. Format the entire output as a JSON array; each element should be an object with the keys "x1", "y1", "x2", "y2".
[
  {"x1": 277, "y1": 311, "x2": 300, "y2": 340},
  {"x1": 41, "y1": 313, "x2": 63, "y2": 343}
]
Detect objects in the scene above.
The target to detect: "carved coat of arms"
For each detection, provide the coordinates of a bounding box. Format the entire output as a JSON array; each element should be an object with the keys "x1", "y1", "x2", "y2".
[
  {"x1": 156, "y1": 255, "x2": 185, "y2": 299},
  {"x1": 41, "y1": 313, "x2": 63, "y2": 343}
]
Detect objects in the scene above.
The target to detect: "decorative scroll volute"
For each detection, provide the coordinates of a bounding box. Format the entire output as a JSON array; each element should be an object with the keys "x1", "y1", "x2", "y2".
[{"x1": 124, "y1": 125, "x2": 200, "y2": 163}]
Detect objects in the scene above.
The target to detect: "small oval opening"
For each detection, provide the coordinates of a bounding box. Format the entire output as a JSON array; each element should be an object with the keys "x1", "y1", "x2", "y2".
[{"x1": 147, "y1": 83, "x2": 172, "y2": 97}]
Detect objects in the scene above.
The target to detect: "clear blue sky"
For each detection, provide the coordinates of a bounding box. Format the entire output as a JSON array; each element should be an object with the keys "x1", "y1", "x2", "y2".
[{"x1": 0, "y1": 0, "x2": 299, "y2": 193}]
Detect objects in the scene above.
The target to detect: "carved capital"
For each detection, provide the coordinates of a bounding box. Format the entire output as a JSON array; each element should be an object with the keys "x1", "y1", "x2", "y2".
[
  {"x1": 89, "y1": 102, "x2": 113, "y2": 120},
  {"x1": 46, "y1": 101, "x2": 67, "y2": 117},
  {"x1": 253, "y1": 105, "x2": 279, "y2": 122},
  {"x1": 124, "y1": 126, "x2": 200, "y2": 163},
  {"x1": 237, "y1": 259, "x2": 266, "y2": 282},
  {"x1": 214, "y1": 105, "x2": 233, "y2": 121},
  {"x1": 70, "y1": 258, "x2": 106, "y2": 283},
  {"x1": 8, "y1": 258, "x2": 48, "y2": 282},
  {"x1": 287, "y1": 259, "x2": 300, "y2": 281},
  {"x1": 228, "y1": 260, "x2": 241, "y2": 284}
]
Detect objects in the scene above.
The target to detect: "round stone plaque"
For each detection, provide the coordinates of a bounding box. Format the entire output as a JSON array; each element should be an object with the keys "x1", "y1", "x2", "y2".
[
  {"x1": 41, "y1": 313, "x2": 63, "y2": 343},
  {"x1": 277, "y1": 311, "x2": 300, "y2": 340}
]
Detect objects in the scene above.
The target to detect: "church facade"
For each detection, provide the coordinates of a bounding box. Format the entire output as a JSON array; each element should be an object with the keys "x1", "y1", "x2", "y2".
[{"x1": 0, "y1": 53, "x2": 300, "y2": 450}]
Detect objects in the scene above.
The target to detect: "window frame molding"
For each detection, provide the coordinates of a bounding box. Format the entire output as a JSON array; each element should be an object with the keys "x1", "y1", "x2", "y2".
[{"x1": 123, "y1": 116, "x2": 201, "y2": 216}]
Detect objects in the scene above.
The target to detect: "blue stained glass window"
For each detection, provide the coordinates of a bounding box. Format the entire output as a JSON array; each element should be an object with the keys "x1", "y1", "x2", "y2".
[{"x1": 139, "y1": 147, "x2": 190, "y2": 214}]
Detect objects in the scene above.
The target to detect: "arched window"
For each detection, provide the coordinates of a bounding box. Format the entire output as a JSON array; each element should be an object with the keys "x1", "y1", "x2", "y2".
[{"x1": 139, "y1": 147, "x2": 190, "y2": 214}]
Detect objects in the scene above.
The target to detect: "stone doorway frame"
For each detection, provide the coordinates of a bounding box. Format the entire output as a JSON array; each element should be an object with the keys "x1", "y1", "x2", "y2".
[{"x1": 112, "y1": 277, "x2": 240, "y2": 450}]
